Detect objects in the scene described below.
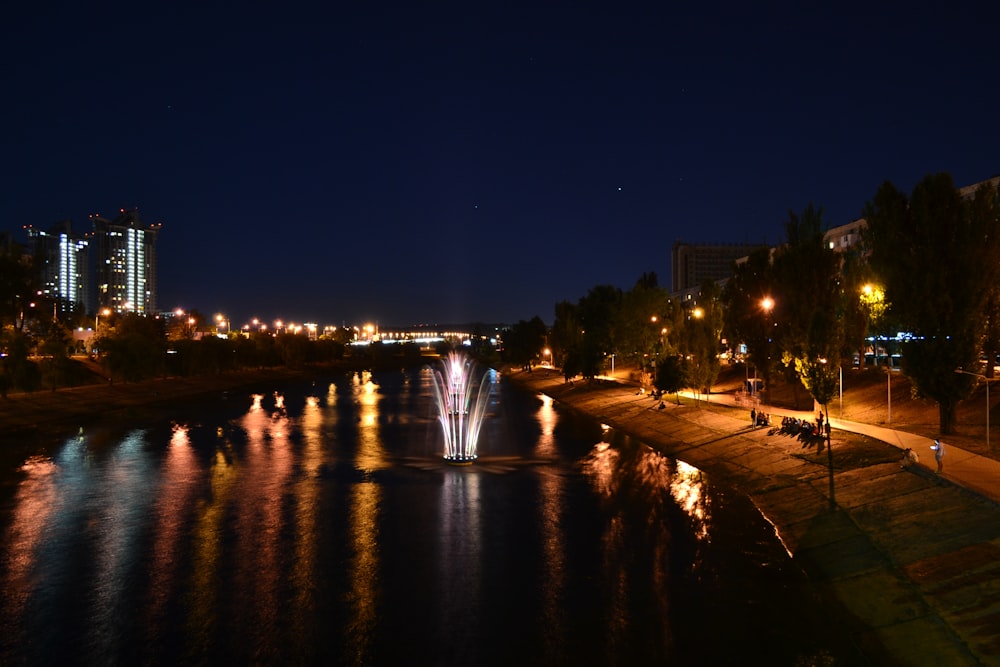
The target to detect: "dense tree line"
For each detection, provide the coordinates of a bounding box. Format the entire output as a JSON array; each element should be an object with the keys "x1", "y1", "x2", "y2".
[
  {"x1": 547, "y1": 271, "x2": 725, "y2": 395},
  {"x1": 538, "y1": 173, "x2": 1000, "y2": 437},
  {"x1": 865, "y1": 174, "x2": 1000, "y2": 433},
  {"x1": 0, "y1": 305, "x2": 356, "y2": 393}
]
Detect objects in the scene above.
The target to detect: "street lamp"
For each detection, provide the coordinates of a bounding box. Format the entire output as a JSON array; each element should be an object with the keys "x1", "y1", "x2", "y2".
[
  {"x1": 543, "y1": 347, "x2": 552, "y2": 367},
  {"x1": 95, "y1": 307, "x2": 111, "y2": 330},
  {"x1": 955, "y1": 368, "x2": 994, "y2": 453},
  {"x1": 758, "y1": 297, "x2": 775, "y2": 402}
]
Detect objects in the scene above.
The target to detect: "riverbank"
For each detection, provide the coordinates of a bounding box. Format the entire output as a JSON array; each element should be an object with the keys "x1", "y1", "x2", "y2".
[
  {"x1": 0, "y1": 355, "x2": 443, "y2": 441},
  {"x1": 0, "y1": 368, "x2": 319, "y2": 470},
  {"x1": 508, "y1": 368, "x2": 1000, "y2": 666}
]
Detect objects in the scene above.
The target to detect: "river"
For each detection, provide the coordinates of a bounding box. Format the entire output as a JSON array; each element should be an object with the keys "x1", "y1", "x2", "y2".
[{"x1": 0, "y1": 365, "x2": 865, "y2": 665}]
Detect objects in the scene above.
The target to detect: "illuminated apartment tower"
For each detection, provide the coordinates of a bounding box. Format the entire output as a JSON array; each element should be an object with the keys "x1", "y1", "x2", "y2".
[
  {"x1": 24, "y1": 220, "x2": 92, "y2": 316},
  {"x1": 91, "y1": 208, "x2": 162, "y2": 314}
]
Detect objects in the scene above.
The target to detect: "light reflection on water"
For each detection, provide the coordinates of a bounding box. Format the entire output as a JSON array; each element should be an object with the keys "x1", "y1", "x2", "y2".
[
  {"x1": 0, "y1": 371, "x2": 862, "y2": 665},
  {"x1": 581, "y1": 437, "x2": 680, "y2": 656},
  {"x1": 533, "y1": 393, "x2": 567, "y2": 663}
]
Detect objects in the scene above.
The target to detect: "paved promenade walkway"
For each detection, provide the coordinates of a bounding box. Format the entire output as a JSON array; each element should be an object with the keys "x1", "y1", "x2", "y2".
[{"x1": 690, "y1": 388, "x2": 1000, "y2": 505}]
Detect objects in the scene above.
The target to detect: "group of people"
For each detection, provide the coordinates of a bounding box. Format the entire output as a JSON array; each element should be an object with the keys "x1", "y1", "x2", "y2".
[
  {"x1": 900, "y1": 439, "x2": 945, "y2": 473},
  {"x1": 679, "y1": 389, "x2": 948, "y2": 473},
  {"x1": 749, "y1": 408, "x2": 770, "y2": 428},
  {"x1": 772, "y1": 416, "x2": 823, "y2": 442},
  {"x1": 637, "y1": 387, "x2": 667, "y2": 409}
]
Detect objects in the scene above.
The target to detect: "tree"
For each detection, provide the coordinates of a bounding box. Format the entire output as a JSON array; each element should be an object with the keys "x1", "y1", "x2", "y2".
[
  {"x1": 0, "y1": 328, "x2": 40, "y2": 392},
  {"x1": 0, "y1": 244, "x2": 37, "y2": 331},
  {"x1": 38, "y1": 324, "x2": 73, "y2": 391},
  {"x1": 864, "y1": 174, "x2": 1000, "y2": 434},
  {"x1": 502, "y1": 317, "x2": 547, "y2": 370},
  {"x1": 99, "y1": 313, "x2": 167, "y2": 382},
  {"x1": 653, "y1": 355, "x2": 687, "y2": 404},
  {"x1": 721, "y1": 247, "x2": 775, "y2": 384},
  {"x1": 275, "y1": 332, "x2": 310, "y2": 369},
  {"x1": 982, "y1": 292, "x2": 1000, "y2": 379},
  {"x1": 551, "y1": 300, "x2": 582, "y2": 374},
  {"x1": 617, "y1": 274, "x2": 672, "y2": 374},
  {"x1": 576, "y1": 284, "x2": 621, "y2": 379},
  {"x1": 673, "y1": 280, "x2": 722, "y2": 400},
  {"x1": 771, "y1": 203, "x2": 845, "y2": 415},
  {"x1": 840, "y1": 248, "x2": 882, "y2": 369}
]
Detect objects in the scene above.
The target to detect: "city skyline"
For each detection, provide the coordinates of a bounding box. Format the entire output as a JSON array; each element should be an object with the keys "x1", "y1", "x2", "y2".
[{"x1": 3, "y1": 2, "x2": 999, "y2": 326}]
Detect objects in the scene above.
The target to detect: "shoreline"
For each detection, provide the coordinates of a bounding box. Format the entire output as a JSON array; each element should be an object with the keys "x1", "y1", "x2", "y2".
[
  {"x1": 507, "y1": 369, "x2": 999, "y2": 666},
  {"x1": 0, "y1": 356, "x2": 441, "y2": 440},
  {"x1": 0, "y1": 360, "x2": 426, "y2": 467}
]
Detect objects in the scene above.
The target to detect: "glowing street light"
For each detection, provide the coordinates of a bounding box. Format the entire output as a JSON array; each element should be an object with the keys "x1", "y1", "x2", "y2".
[
  {"x1": 95, "y1": 307, "x2": 111, "y2": 330},
  {"x1": 756, "y1": 297, "x2": 776, "y2": 404}
]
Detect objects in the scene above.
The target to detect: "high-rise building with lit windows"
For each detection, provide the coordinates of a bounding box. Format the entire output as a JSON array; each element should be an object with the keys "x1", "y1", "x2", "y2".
[
  {"x1": 91, "y1": 208, "x2": 161, "y2": 314},
  {"x1": 24, "y1": 219, "x2": 92, "y2": 316}
]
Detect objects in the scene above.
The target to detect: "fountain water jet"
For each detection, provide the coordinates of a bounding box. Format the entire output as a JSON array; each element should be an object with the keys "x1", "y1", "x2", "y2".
[{"x1": 430, "y1": 351, "x2": 493, "y2": 465}]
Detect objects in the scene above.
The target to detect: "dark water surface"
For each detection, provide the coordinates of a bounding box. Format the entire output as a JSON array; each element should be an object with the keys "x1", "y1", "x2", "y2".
[{"x1": 0, "y1": 368, "x2": 865, "y2": 665}]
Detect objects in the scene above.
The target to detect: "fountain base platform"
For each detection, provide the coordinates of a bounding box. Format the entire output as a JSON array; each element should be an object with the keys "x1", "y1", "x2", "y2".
[{"x1": 444, "y1": 455, "x2": 477, "y2": 467}]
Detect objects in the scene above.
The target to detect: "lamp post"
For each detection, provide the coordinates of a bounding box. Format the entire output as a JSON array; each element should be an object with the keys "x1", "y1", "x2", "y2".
[
  {"x1": 95, "y1": 307, "x2": 111, "y2": 331},
  {"x1": 760, "y1": 297, "x2": 775, "y2": 405},
  {"x1": 955, "y1": 368, "x2": 994, "y2": 453},
  {"x1": 887, "y1": 365, "x2": 892, "y2": 424}
]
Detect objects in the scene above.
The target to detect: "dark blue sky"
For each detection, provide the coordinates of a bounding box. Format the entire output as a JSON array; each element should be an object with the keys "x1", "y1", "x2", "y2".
[{"x1": 3, "y1": 2, "x2": 998, "y2": 327}]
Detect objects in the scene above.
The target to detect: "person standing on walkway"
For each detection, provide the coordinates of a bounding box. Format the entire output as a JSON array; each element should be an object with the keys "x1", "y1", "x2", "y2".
[
  {"x1": 750, "y1": 407, "x2": 757, "y2": 429},
  {"x1": 930, "y1": 439, "x2": 945, "y2": 473}
]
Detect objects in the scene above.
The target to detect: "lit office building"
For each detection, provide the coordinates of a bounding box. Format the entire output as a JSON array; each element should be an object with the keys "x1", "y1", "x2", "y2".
[
  {"x1": 24, "y1": 219, "x2": 92, "y2": 316},
  {"x1": 91, "y1": 208, "x2": 162, "y2": 314}
]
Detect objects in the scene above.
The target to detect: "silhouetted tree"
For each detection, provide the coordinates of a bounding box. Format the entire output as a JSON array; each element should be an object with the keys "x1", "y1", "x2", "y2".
[
  {"x1": 0, "y1": 329, "x2": 40, "y2": 391},
  {"x1": 654, "y1": 355, "x2": 687, "y2": 404},
  {"x1": 0, "y1": 244, "x2": 37, "y2": 330},
  {"x1": 617, "y1": 274, "x2": 672, "y2": 372},
  {"x1": 721, "y1": 247, "x2": 775, "y2": 384},
  {"x1": 551, "y1": 300, "x2": 582, "y2": 373},
  {"x1": 38, "y1": 324, "x2": 73, "y2": 390},
  {"x1": 864, "y1": 174, "x2": 1000, "y2": 434},
  {"x1": 577, "y1": 284, "x2": 621, "y2": 378},
  {"x1": 679, "y1": 280, "x2": 724, "y2": 399},
  {"x1": 99, "y1": 313, "x2": 166, "y2": 382},
  {"x1": 773, "y1": 203, "x2": 844, "y2": 416},
  {"x1": 502, "y1": 317, "x2": 547, "y2": 370}
]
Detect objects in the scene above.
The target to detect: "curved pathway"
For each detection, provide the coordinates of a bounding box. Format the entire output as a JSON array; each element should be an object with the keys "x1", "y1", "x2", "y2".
[{"x1": 697, "y1": 388, "x2": 1000, "y2": 505}]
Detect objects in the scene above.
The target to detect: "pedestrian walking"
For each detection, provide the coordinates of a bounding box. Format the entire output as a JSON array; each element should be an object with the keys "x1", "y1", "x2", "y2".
[
  {"x1": 750, "y1": 408, "x2": 757, "y2": 429},
  {"x1": 930, "y1": 439, "x2": 945, "y2": 473}
]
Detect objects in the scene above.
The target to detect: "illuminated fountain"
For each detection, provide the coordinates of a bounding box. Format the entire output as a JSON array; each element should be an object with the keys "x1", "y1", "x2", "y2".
[{"x1": 431, "y1": 351, "x2": 493, "y2": 465}]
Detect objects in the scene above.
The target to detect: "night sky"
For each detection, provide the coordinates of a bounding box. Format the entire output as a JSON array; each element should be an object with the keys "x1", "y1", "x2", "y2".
[{"x1": 3, "y1": 2, "x2": 999, "y2": 327}]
